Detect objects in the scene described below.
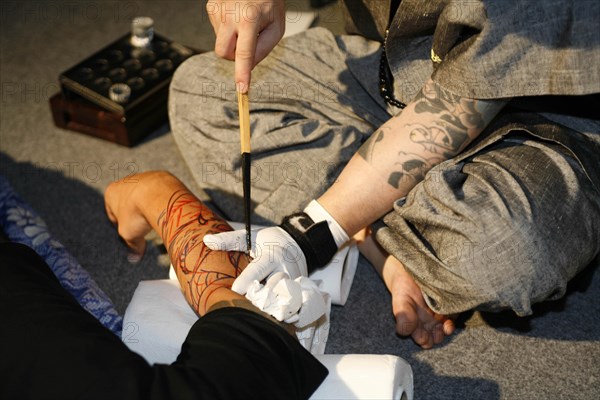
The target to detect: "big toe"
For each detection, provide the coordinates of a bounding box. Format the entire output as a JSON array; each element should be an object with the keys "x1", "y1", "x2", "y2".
[{"x1": 394, "y1": 296, "x2": 420, "y2": 336}]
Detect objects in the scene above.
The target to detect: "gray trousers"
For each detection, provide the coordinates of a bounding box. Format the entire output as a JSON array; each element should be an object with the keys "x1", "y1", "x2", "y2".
[{"x1": 169, "y1": 28, "x2": 600, "y2": 316}]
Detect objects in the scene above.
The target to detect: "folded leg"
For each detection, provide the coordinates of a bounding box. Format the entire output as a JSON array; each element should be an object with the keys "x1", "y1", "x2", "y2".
[{"x1": 375, "y1": 113, "x2": 600, "y2": 316}]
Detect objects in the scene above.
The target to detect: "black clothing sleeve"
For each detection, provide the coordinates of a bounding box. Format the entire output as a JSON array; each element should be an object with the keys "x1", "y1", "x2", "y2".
[{"x1": 0, "y1": 243, "x2": 327, "y2": 400}]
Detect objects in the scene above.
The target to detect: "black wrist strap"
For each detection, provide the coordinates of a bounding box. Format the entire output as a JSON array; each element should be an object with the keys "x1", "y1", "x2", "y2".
[{"x1": 280, "y1": 212, "x2": 338, "y2": 274}]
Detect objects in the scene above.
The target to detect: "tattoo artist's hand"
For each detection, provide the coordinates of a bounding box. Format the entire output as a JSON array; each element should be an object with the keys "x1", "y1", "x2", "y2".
[
  {"x1": 206, "y1": 0, "x2": 285, "y2": 92},
  {"x1": 104, "y1": 173, "x2": 155, "y2": 263},
  {"x1": 203, "y1": 226, "x2": 308, "y2": 294}
]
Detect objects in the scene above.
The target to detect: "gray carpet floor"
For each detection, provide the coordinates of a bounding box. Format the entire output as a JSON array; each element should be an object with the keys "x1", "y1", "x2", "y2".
[{"x1": 1, "y1": 1, "x2": 599, "y2": 399}]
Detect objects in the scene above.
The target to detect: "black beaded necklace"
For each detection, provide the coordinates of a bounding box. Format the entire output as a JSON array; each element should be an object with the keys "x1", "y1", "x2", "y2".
[{"x1": 379, "y1": 29, "x2": 406, "y2": 109}]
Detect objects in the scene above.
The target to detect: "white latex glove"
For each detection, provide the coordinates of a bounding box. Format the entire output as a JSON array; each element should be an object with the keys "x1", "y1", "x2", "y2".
[
  {"x1": 204, "y1": 200, "x2": 349, "y2": 295},
  {"x1": 204, "y1": 226, "x2": 307, "y2": 294}
]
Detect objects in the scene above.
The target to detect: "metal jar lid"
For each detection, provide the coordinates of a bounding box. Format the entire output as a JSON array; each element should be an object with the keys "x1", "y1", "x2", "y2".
[{"x1": 109, "y1": 83, "x2": 132, "y2": 103}]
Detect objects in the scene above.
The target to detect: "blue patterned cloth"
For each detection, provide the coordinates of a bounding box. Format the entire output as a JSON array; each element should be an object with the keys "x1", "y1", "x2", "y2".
[{"x1": 0, "y1": 175, "x2": 123, "y2": 335}]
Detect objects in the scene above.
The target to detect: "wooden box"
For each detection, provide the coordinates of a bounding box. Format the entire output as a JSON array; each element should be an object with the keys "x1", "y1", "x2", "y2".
[{"x1": 49, "y1": 32, "x2": 196, "y2": 146}]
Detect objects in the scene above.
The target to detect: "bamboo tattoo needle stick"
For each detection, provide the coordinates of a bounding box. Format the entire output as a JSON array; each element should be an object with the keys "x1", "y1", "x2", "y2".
[{"x1": 238, "y1": 90, "x2": 252, "y2": 255}]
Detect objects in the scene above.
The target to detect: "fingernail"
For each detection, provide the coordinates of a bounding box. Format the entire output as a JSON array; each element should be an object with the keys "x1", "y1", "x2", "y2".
[
  {"x1": 127, "y1": 253, "x2": 142, "y2": 264},
  {"x1": 236, "y1": 82, "x2": 248, "y2": 94}
]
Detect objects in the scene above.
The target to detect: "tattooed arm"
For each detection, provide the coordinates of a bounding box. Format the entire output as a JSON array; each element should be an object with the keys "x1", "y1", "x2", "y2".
[
  {"x1": 105, "y1": 171, "x2": 250, "y2": 316},
  {"x1": 319, "y1": 79, "x2": 508, "y2": 236}
]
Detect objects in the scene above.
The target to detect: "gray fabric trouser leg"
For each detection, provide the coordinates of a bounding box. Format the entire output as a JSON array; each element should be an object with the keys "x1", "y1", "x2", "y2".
[
  {"x1": 169, "y1": 27, "x2": 600, "y2": 316},
  {"x1": 375, "y1": 112, "x2": 600, "y2": 316},
  {"x1": 169, "y1": 27, "x2": 389, "y2": 224}
]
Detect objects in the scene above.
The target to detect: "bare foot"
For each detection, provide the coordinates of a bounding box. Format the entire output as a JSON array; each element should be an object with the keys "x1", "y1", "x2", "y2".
[
  {"x1": 357, "y1": 232, "x2": 455, "y2": 349},
  {"x1": 385, "y1": 256, "x2": 455, "y2": 348}
]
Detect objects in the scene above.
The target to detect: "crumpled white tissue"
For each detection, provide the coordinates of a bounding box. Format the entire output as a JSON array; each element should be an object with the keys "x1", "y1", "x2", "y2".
[
  {"x1": 245, "y1": 271, "x2": 331, "y2": 353},
  {"x1": 246, "y1": 272, "x2": 327, "y2": 329}
]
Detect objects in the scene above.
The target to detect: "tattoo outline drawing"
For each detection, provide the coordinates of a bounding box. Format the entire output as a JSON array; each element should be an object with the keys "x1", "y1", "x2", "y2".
[{"x1": 158, "y1": 190, "x2": 246, "y2": 314}]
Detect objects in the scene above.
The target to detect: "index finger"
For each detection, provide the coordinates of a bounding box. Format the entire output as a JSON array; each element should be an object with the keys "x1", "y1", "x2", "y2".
[{"x1": 234, "y1": 22, "x2": 260, "y2": 93}]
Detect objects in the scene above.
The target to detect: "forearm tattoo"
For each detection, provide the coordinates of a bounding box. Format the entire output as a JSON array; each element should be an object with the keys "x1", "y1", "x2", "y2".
[
  {"x1": 359, "y1": 80, "x2": 504, "y2": 189},
  {"x1": 410, "y1": 80, "x2": 485, "y2": 156},
  {"x1": 387, "y1": 152, "x2": 445, "y2": 188},
  {"x1": 157, "y1": 190, "x2": 246, "y2": 314},
  {"x1": 357, "y1": 126, "x2": 388, "y2": 163}
]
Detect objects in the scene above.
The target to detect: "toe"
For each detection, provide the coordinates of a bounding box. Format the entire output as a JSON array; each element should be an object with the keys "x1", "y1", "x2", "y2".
[
  {"x1": 393, "y1": 295, "x2": 420, "y2": 336},
  {"x1": 413, "y1": 326, "x2": 432, "y2": 349},
  {"x1": 432, "y1": 324, "x2": 445, "y2": 344},
  {"x1": 443, "y1": 319, "x2": 456, "y2": 336}
]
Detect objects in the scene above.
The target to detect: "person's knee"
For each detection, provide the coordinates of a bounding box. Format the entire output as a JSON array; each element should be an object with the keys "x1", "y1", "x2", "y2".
[
  {"x1": 171, "y1": 52, "x2": 226, "y2": 93},
  {"x1": 457, "y1": 229, "x2": 564, "y2": 316},
  {"x1": 439, "y1": 195, "x2": 597, "y2": 317},
  {"x1": 170, "y1": 52, "x2": 234, "y2": 118},
  {"x1": 401, "y1": 149, "x2": 600, "y2": 316}
]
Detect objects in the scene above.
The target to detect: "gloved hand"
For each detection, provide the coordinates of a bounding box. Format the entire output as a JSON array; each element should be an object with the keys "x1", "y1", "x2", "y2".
[
  {"x1": 204, "y1": 200, "x2": 349, "y2": 295},
  {"x1": 204, "y1": 225, "x2": 308, "y2": 294}
]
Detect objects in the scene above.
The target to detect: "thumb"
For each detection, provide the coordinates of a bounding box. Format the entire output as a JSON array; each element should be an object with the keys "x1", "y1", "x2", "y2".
[
  {"x1": 204, "y1": 229, "x2": 247, "y2": 252},
  {"x1": 231, "y1": 259, "x2": 274, "y2": 295},
  {"x1": 118, "y1": 227, "x2": 147, "y2": 264}
]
